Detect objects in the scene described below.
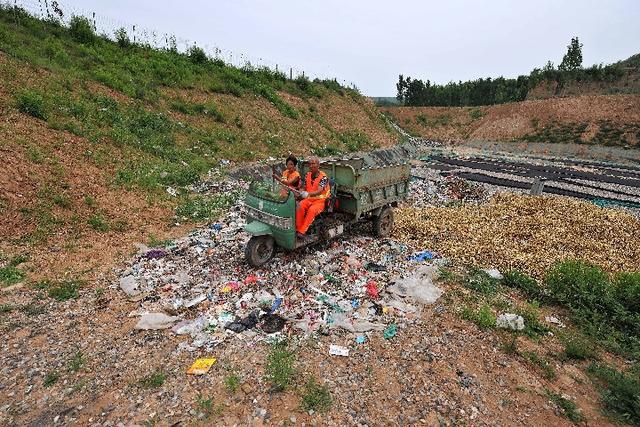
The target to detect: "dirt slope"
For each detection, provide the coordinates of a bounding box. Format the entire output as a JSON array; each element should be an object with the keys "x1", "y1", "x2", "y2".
[{"x1": 382, "y1": 94, "x2": 640, "y2": 147}]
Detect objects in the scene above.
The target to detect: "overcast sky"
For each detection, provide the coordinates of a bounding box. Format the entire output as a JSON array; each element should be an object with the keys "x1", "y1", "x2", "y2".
[{"x1": 53, "y1": 0, "x2": 640, "y2": 95}]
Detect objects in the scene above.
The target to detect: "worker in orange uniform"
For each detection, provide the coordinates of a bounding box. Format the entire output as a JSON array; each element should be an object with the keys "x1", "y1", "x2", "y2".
[
  {"x1": 296, "y1": 157, "x2": 330, "y2": 238},
  {"x1": 272, "y1": 155, "x2": 301, "y2": 198}
]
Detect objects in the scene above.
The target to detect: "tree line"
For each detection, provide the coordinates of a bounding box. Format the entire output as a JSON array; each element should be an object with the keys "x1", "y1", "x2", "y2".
[{"x1": 396, "y1": 38, "x2": 626, "y2": 107}]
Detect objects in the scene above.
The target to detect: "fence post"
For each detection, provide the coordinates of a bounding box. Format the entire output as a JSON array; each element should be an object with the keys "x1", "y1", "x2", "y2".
[
  {"x1": 13, "y1": 0, "x2": 18, "y2": 24},
  {"x1": 132, "y1": 25, "x2": 136, "y2": 44},
  {"x1": 92, "y1": 12, "x2": 96, "y2": 32},
  {"x1": 38, "y1": 0, "x2": 44, "y2": 18},
  {"x1": 289, "y1": 67, "x2": 292, "y2": 80},
  {"x1": 44, "y1": 0, "x2": 49, "y2": 19}
]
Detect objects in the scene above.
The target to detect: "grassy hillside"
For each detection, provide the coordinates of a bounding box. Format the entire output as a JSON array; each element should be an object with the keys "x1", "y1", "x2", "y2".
[
  {"x1": 382, "y1": 94, "x2": 640, "y2": 148},
  {"x1": 0, "y1": 7, "x2": 398, "y2": 279}
]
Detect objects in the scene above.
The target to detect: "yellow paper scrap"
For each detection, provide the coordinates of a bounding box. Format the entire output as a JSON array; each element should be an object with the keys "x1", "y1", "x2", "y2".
[{"x1": 187, "y1": 357, "x2": 216, "y2": 375}]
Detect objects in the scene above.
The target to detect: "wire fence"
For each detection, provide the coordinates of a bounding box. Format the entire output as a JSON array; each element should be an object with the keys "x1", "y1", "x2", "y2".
[{"x1": 7, "y1": 0, "x2": 359, "y2": 88}]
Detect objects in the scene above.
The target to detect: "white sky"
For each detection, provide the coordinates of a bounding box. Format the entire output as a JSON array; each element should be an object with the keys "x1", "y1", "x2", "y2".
[{"x1": 52, "y1": 0, "x2": 640, "y2": 95}]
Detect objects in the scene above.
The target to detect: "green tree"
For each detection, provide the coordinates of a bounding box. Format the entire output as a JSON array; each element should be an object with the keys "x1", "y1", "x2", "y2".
[{"x1": 559, "y1": 37, "x2": 583, "y2": 71}]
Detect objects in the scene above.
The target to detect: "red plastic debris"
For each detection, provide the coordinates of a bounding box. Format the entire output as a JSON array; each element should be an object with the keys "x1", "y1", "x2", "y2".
[{"x1": 365, "y1": 280, "x2": 379, "y2": 299}]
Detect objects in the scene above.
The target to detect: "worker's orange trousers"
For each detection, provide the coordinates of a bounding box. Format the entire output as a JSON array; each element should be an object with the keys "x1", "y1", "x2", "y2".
[{"x1": 295, "y1": 198, "x2": 325, "y2": 234}]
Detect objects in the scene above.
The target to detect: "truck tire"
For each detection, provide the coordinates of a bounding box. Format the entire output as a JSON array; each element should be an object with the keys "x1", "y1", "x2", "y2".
[
  {"x1": 373, "y1": 206, "x2": 394, "y2": 238},
  {"x1": 245, "y1": 235, "x2": 275, "y2": 267}
]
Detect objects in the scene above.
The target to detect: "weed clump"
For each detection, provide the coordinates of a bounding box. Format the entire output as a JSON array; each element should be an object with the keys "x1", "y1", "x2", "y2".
[
  {"x1": 264, "y1": 341, "x2": 295, "y2": 392},
  {"x1": 462, "y1": 304, "x2": 496, "y2": 330},
  {"x1": 562, "y1": 334, "x2": 598, "y2": 360},
  {"x1": 588, "y1": 363, "x2": 640, "y2": 425},
  {"x1": 503, "y1": 269, "x2": 541, "y2": 299},
  {"x1": 545, "y1": 389, "x2": 584, "y2": 422},
  {"x1": 47, "y1": 279, "x2": 81, "y2": 301},
  {"x1": 138, "y1": 370, "x2": 166, "y2": 388},
  {"x1": 300, "y1": 377, "x2": 332, "y2": 413},
  {"x1": 465, "y1": 268, "x2": 500, "y2": 295},
  {"x1": 16, "y1": 90, "x2": 48, "y2": 120}
]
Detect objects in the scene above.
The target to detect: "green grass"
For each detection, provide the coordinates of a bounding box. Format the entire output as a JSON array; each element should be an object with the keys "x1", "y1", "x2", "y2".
[
  {"x1": 464, "y1": 268, "x2": 500, "y2": 295},
  {"x1": 196, "y1": 394, "x2": 224, "y2": 418},
  {"x1": 545, "y1": 389, "x2": 584, "y2": 423},
  {"x1": 264, "y1": 341, "x2": 296, "y2": 392},
  {"x1": 503, "y1": 269, "x2": 542, "y2": 299},
  {"x1": 562, "y1": 334, "x2": 598, "y2": 361},
  {"x1": 462, "y1": 304, "x2": 496, "y2": 330},
  {"x1": 515, "y1": 301, "x2": 550, "y2": 339},
  {"x1": 175, "y1": 192, "x2": 241, "y2": 222},
  {"x1": 469, "y1": 107, "x2": 484, "y2": 120},
  {"x1": 300, "y1": 377, "x2": 332, "y2": 413},
  {"x1": 522, "y1": 350, "x2": 557, "y2": 380},
  {"x1": 0, "y1": 265, "x2": 25, "y2": 286},
  {"x1": 138, "y1": 370, "x2": 166, "y2": 389},
  {"x1": 87, "y1": 214, "x2": 109, "y2": 232},
  {"x1": 68, "y1": 351, "x2": 84, "y2": 372},
  {"x1": 224, "y1": 372, "x2": 241, "y2": 393},
  {"x1": 588, "y1": 363, "x2": 640, "y2": 425},
  {"x1": 16, "y1": 89, "x2": 48, "y2": 120},
  {"x1": 47, "y1": 279, "x2": 81, "y2": 301},
  {"x1": 545, "y1": 260, "x2": 640, "y2": 358},
  {"x1": 44, "y1": 371, "x2": 60, "y2": 387}
]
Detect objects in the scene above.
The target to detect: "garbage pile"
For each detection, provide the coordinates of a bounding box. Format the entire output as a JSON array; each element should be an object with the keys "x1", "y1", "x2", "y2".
[
  {"x1": 408, "y1": 167, "x2": 490, "y2": 208},
  {"x1": 116, "y1": 196, "x2": 446, "y2": 351},
  {"x1": 395, "y1": 193, "x2": 640, "y2": 278}
]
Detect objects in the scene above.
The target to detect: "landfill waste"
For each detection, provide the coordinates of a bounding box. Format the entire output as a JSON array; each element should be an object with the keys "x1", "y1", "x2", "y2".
[
  {"x1": 186, "y1": 357, "x2": 216, "y2": 375},
  {"x1": 329, "y1": 344, "x2": 350, "y2": 357},
  {"x1": 496, "y1": 314, "x2": 525, "y2": 331},
  {"x1": 113, "y1": 169, "x2": 471, "y2": 351},
  {"x1": 355, "y1": 335, "x2": 366, "y2": 344},
  {"x1": 135, "y1": 313, "x2": 180, "y2": 330},
  {"x1": 388, "y1": 265, "x2": 443, "y2": 304}
]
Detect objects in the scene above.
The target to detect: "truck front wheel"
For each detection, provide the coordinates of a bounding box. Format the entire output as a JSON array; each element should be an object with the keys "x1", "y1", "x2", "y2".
[
  {"x1": 245, "y1": 235, "x2": 275, "y2": 267},
  {"x1": 373, "y1": 206, "x2": 394, "y2": 238}
]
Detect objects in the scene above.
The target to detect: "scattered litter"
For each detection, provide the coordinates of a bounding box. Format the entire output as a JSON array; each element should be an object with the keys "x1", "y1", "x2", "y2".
[
  {"x1": 144, "y1": 249, "x2": 166, "y2": 259},
  {"x1": 383, "y1": 323, "x2": 398, "y2": 339},
  {"x1": 261, "y1": 313, "x2": 286, "y2": 333},
  {"x1": 355, "y1": 335, "x2": 366, "y2": 344},
  {"x1": 329, "y1": 345, "x2": 350, "y2": 357},
  {"x1": 186, "y1": 357, "x2": 216, "y2": 375},
  {"x1": 407, "y1": 250, "x2": 434, "y2": 262},
  {"x1": 119, "y1": 275, "x2": 138, "y2": 296},
  {"x1": 545, "y1": 315, "x2": 566, "y2": 328},
  {"x1": 365, "y1": 281, "x2": 379, "y2": 299},
  {"x1": 388, "y1": 265, "x2": 443, "y2": 304},
  {"x1": 365, "y1": 262, "x2": 387, "y2": 272},
  {"x1": 483, "y1": 269, "x2": 503, "y2": 280},
  {"x1": 135, "y1": 313, "x2": 180, "y2": 330},
  {"x1": 496, "y1": 314, "x2": 525, "y2": 331}
]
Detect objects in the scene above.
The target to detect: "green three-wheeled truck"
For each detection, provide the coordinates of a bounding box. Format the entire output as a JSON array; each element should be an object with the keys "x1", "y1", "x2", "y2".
[{"x1": 243, "y1": 157, "x2": 411, "y2": 266}]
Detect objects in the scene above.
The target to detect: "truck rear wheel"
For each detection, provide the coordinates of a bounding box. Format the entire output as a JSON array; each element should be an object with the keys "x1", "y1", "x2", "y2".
[
  {"x1": 373, "y1": 206, "x2": 394, "y2": 238},
  {"x1": 245, "y1": 235, "x2": 275, "y2": 267}
]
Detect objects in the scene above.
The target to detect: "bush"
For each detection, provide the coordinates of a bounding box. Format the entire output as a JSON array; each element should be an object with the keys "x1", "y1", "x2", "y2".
[
  {"x1": 69, "y1": 16, "x2": 95, "y2": 44},
  {"x1": 613, "y1": 272, "x2": 640, "y2": 314},
  {"x1": 114, "y1": 27, "x2": 130, "y2": 48},
  {"x1": 16, "y1": 90, "x2": 48, "y2": 120},
  {"x1": 545, "y1": 260, "x2": 613, "y2": 312},
  {"x1": 188, "y1": 45, "x2": 208, "y2": 64}
]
